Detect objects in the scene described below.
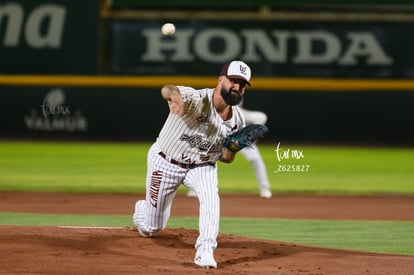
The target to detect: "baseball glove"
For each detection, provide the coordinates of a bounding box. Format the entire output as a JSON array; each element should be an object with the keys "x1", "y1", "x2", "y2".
[{"x1": 223, "y1": 124, "x2": 269, "y2": 153}]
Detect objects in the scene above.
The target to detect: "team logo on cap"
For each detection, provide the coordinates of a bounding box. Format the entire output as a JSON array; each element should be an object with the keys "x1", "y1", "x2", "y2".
[{"x1": 239, "y1": 65, "x2": 247, "y2": 75}]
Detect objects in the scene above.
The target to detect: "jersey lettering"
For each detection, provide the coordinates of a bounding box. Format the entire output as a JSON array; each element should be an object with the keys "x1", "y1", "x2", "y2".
[{"x1": 150, "y1": 170, "x2": 163, "y2": 207}]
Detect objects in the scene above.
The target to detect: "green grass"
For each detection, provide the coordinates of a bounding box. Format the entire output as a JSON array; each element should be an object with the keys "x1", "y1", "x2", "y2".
[
  {"x1": 1, "y1": 213, "x2": 413, "y2": 256},
  {"x1": 0, "y1": 140, "x2": 414, "y2": 194},
  {"x1": 0, "y1": 212, "x2": 130, "y2": 227},
  {"x1": 1, "y1": 140, "x2": 414, "y2": 257},
  {"x1": 252, "y1": 145, "x2": 414, "y2": 194},
  {"x1": 0, "y1": 141, "x2": 148, "y2": 193}
]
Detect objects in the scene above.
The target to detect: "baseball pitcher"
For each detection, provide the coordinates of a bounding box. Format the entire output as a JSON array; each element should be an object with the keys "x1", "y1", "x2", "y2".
[{"x1": 133, "y1": 61, "x2": 267, "y2": 269}]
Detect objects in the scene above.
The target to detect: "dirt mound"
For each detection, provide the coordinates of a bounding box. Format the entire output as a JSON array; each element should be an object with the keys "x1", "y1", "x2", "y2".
[
  {"x1": 1, "y1": 192, "x2": 414, "y2": 274},
  {"x1": 1, "y1": 226, "x2": 413, "y2": 274}
]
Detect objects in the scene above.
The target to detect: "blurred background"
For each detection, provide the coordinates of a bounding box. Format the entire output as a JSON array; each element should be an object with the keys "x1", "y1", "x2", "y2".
[{"x1": 1, "y1": 0, "x2": 414, "y2": 146}]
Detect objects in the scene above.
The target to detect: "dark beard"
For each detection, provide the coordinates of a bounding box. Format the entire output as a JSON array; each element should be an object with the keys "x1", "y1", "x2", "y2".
[{"x1": 220, "y1": 87, "x2": 243, "y2": 106}]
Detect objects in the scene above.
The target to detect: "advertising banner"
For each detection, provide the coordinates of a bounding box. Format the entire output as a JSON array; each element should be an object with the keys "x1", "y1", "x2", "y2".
[
  {"x1": 109, "y1": 0, "x2": 414, "y2": 8},
  {"x1": 1, "y1": 85, "x2": 414, "y2": 144},
  {"x1": 0, "y1": 85, "x2": 168, "y2": 140},
  {"x1": 107, "y1": 19, "x2": 414, "y2": 78},
  {"x1": 0, "y1": 0, "x2": 99, "y2": 74}
]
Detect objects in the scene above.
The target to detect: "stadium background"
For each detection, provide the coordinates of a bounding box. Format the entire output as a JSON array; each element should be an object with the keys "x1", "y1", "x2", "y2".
[
  {"x1": 1, "y1": 1, "x2": 414, "y2": 273},
  {"x1": 1, "y1": 0, "x2": 414, "y2": 145}
]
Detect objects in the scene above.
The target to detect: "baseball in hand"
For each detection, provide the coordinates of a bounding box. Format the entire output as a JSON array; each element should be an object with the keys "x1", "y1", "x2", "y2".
[{"x1": 161, "y1": 23, "x2": 176, "y2": 36}]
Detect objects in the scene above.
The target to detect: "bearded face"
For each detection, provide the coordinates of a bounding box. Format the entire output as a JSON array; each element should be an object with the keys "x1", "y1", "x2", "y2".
[{"x1": 220, "y1": 86, "x2": 243, "y2": 106}]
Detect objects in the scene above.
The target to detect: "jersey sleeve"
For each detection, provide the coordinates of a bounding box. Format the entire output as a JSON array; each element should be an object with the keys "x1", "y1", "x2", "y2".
[
  {"x1": 176, "y1": 86, "x2": 208, "y2": 117},
  {"x1": 176, "y1": 86, "x2": 199, "y2": 101}
]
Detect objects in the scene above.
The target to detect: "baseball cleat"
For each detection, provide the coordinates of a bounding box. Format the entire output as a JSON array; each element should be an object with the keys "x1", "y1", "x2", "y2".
[
  {"x1": 133, "y1": 200, "x2": 153, "y2": 237},
  {"x1": 137, "y1": 226, "x2": 152, "y2": 238},
  {"x1": 259, "y1": 188, "x2": 272, "y2": 199},
  {"x1": 194, "y1": 251, "x2": 217, "y2": 269}
]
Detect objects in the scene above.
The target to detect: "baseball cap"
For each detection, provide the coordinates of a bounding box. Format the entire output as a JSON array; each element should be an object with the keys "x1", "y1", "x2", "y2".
[{"x1": 220, "y1": 61, "x2": 251, "y2": 86}]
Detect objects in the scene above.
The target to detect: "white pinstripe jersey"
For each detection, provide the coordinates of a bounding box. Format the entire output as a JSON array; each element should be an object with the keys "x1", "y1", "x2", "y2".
[{"x1": 157, "y1": 86, "x2": 245, "y2": 165}]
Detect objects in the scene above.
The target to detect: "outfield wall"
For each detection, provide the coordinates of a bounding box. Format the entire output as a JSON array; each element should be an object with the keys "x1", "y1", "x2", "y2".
[
  {"x1": 1, "y1": 77, "x2": 414, "y2": 145},
  {"x1": 0, "y1": 1, "x2": 99, "y2": 74},
  {"x1": 1, "y1": 1, "x2": 414, "y2": 144}
]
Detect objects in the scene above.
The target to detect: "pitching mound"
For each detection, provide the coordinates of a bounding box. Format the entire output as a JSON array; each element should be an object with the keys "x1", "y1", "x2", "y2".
[
  {"x1": 1, "y1": 225, "x2": 414, "y2": 274},
  {"x1": 1, "y1": 192, "x2": 414, "y2": 274}
]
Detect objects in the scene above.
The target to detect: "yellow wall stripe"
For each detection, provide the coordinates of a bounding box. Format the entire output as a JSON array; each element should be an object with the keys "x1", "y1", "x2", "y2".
[{"x1": 1, "y1": 75, "x2": 414, "y2": 91}]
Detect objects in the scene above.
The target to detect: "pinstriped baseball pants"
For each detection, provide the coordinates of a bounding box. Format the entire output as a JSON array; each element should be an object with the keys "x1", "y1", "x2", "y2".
[{"x1": 145, "y1": 142, "x2": 220, "y2": 253}]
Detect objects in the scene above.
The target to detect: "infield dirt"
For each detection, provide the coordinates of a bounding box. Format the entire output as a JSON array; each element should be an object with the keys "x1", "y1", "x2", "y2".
[{"x1": 1, "y1": 192, "x2": 414, "y2": 274}]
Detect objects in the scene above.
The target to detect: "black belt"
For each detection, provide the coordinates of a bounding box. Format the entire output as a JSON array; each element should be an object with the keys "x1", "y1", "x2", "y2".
[{"x1": 158, "y1": 152, "x2": 214, "y2": 169}]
